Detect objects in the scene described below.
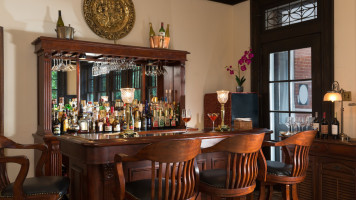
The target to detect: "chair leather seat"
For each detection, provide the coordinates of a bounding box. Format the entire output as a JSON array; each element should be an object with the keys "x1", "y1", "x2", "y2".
[
  {"x1": 266, "y1": 161, "x2": 292, "y2": 176},
  {"x1": 126, "y1": 178, "x2": 174, "y2": 200},
  {"x1": 200, "y1": 169, "x2": 228, "y2": 188},
  {"x1": 0, "y1": 176, "x2": 70, "y2": 197}
]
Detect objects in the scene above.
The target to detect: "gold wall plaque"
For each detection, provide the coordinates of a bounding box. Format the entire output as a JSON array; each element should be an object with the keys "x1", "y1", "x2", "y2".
[{"x1": 83, "y1": 0, "x2": 135, "y2": 40}]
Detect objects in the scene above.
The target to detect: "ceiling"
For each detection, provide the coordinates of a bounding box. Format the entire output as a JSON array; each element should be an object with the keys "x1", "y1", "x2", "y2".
[{"x1": 208, "y1": 0, "x2": 247, "y2": 5}]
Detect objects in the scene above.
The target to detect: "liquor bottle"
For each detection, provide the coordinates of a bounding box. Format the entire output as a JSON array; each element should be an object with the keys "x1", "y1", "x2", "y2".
[
  {"x1": 134, "y1": 111, "x2": 141, "y2": 131},
  {"x1": 104, "y1": 114, "x2": 112, "y2": 132},
  {"x1": 175, "y1": 102, "x2": 180, "y2": 126},
  {"x1": 57, "y1": 10, "x2": 64, "y2": 27},
  {"x1": 149, "y1": 22, "x2": 155, "y2": 37},
  {"x1": 142, "y1": 108, "x2": 148, "y2": 131},
  {"x1": 61, "y1": 113, "x2": 69, "y2": 134},
  {"x1": 159, "y1": 22, "x2": 165, "y2": 37},
  {"x1": 78, "y1": 114, "x2": 89, "y2": 133},
  {"x1": 320, "y1": 112, "x2": 329, "y2": 139},
  {"x1": 97, "y1": 116, "x2": 104, "y2": 132},
  {"x1": 159, "y1": 108, "x2": 165, "y2": 129},
  {"x1": 164, "y1": 105, "x2": 170, "y2": 127},
  {"x1": 331, "y1": 112, "x2": 339, "y2": 140},
  {"x1": 113, "y1": 111, "x2": 120, "y2": 132},
  {"x1": 313, "y1": 112, "x2": 320, "y2": 138},
  {"x1": 152, "y1": 108, "x2": 159, "y2": 129},
  {"x1": 146, "y1": 105, "x2": 152, "y2": 130},
  {"x1": 166, "y1": 24, "x2": 170, "y2": 37},
  {"x1": 52, "y1": 112, "x2": 61, "y2": 135},
  {"x1": 127, "y1": 107, "x2": 134, "y2": 131}
]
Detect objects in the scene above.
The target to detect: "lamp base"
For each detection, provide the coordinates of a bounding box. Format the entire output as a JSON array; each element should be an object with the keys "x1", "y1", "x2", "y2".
[{"x1": 215, "y1": 125, "x2": 230, "y2": 132}]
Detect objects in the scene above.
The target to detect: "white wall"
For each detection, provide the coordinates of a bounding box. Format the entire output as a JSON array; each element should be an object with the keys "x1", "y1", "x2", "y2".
[
  {"x1": 334, "y1": 0, "x2": 356, "y2": 138},
  {"x1": 0, "y1": 0, "x2": 251, "y2": 180}
]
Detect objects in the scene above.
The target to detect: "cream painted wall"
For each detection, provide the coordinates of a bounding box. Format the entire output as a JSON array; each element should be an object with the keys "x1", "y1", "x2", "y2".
[
  {"x1": 334, "y1": 0, "x2": 356, "y2": 138},
  {"x1": 0, "y1": 0, "x2": 251, "y2": 180}
]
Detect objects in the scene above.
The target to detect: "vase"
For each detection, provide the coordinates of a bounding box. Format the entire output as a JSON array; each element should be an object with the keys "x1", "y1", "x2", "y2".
[{"x1": 236, "y1": 85, "x2": 244, "y2": 92}]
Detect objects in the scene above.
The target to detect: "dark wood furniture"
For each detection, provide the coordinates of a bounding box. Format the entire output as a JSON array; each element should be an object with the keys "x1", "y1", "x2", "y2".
[
  {"x1": 0, "y1": 136, "x2": 69, "y2": 200},
  {"x1": 32, "y1": 36, "x2": 189, "y2": 176},
  {"x1": 258, "y1": 130, "x2": 317, "y2": 200},
  {"x1": 199, "y1": 133, "x2": 265, "y2": 198},
  {"x1": 56, "y1": 128, "x2": 270, "y2": 200},
  {"x1": 295, "y1": 138, "x2": 356, "y2": 200},
  {"x1": 115, "y1": 138, "x2": 201, "y2": 200}
]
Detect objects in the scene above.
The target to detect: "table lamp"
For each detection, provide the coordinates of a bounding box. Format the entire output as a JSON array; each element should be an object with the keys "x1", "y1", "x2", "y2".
[
  {"x1": 323, "y1": 81, "x2": 347, "y2": 140},
  {"x1": 216, "y1": 90, "x2": 230, "y2": 131},
  {"x1": 121, "y1": 88, "x2": 135, "y2": 133}
]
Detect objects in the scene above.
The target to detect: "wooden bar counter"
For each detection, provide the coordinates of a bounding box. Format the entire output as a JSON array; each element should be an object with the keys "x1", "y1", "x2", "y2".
[{"x1": 57, "y1": 128, "x2": 271, "y2": 200}]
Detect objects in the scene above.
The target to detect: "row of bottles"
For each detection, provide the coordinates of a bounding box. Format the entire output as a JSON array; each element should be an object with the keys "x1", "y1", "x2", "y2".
[
  {"x1": 149, "y1": 22, "x2": 170, "y2": 38},
  {"x1": 313, "y1": 112, "x2": 339, "y2": 139},
  {"x1": 51, "y1": 97, "x2": 181, "y2": 135}
]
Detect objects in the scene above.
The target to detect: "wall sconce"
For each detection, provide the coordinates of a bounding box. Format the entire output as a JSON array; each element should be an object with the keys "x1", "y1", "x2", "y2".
[
  {"x1": 323, "y1": 81, "x2": 351, "y2": 140},
  {"x1": 120, "y1": 88, "x2": 135, "y2": 133},
  {"x1": 216, "y1": 90, "x2": 229, "y2": 131}
]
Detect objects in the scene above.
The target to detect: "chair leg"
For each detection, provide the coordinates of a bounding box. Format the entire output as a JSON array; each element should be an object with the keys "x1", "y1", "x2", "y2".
[
  {"x1": 267, "y1": 185, "x2": 273, "y2": 200},
  {"x1": 292, "y1": 184, "x2": 298, "y2": 200},
  {"x1": 282, "y1": 185, "x2": 291, "y2": 200},
  {"x1": 258, "y1": 182, "x2": 266, "y2": 200}
]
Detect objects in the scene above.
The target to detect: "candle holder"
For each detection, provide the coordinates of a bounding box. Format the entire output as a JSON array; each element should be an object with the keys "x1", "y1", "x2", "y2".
[
  {"x1": 216, "y1": 90, "x2": 230, "y2": 132},
  {"x1": 120, "y1": 88, "x2": 135, "y2": 134}
]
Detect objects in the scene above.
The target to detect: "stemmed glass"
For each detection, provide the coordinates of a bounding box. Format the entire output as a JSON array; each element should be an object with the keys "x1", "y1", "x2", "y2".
[
  {"x1": 300, "y1": 117, "x2": 307, "y2": 131},
  {"x1": 207, "y1": 113, "x2": 219, "y2": 132},
  {"x1": 181, "y1": 109, "x2": 191, "y2": 132},
  {"x1": 296, "y1": 117, "x2": 301, "y2": 132},
  {"x1": 285, "y1": 117, "x2": 292, "y2": 135}
]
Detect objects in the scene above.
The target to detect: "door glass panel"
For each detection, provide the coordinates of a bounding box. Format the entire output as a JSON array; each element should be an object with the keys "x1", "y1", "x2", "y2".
[
  {"x1": 290, "y1": 48, "x2": 312, "y2": 80},
  {"x1": 291, "y1": 81, "x2": 312, "y2": 112},
  {"x1": 269, "y1": 51, "x2": 289, "y2": 81},
  {"x1": 269, "y1": 82, "x2": 289, "y2": 111}
]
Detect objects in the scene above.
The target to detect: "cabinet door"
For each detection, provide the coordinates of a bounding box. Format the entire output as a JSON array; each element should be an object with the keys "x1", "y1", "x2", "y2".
[
  {"x1": 297, "y1": 155, "x2": 315, "y2": 200},
  {"x1": 319, "y1": 157, "x2": 356, "y2": 200}
]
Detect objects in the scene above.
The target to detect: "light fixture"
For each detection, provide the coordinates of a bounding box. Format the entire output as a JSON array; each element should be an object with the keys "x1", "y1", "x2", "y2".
[
  {"x1": 323, "y1": 81, "x2": 349, "y2": 140},
  {"x1": 120, "y1": 88, "x2": 135, "y2": 133},
  {"x1": 216, "y1": 90, "x2": 229, "y2": 131},
  {"x1": 78, "y1": 53, "x2": 86, "y2": 60}
]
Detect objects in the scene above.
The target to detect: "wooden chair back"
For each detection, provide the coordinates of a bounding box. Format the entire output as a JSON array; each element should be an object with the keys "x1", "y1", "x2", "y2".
[
  {"x1": 281, "y1": 130, "x2": 316, "y2": 177},
  {"x1": 115, "y1": 138, "x2": 202, "y2": 200},
  {"x1": 203, "y1": 133, "x2": 265, "y2": 189}
]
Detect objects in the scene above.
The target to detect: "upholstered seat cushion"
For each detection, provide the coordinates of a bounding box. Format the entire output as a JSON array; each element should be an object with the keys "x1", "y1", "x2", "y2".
[
  {"x1": 200, "y1": 169, "x2": 228, "y2": 188},
  {"x1": 126, "y1": 179, "x2": 176, "y2": 200},
  {"x1": 1, "y1": 176, "x2": 69, "y2": 197},
  {"x1": 266, "y1": 161, "x2": 292, "y2": 176}
]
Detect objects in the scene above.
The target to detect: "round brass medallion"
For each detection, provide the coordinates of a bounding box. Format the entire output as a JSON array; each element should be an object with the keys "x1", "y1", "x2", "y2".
[{"x1": 83, "y1": 0, "x2": 135, "y2": 40}]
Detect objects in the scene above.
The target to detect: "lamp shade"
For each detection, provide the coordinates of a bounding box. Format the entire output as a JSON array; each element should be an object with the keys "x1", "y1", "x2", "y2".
[
  {"x1": 323, "y1": 91, "x2": 342, "y2": 102},
  {"x1": 120, "y1": 88, "x2": 135, "y2": 104},
  {"x1": 217, "y1": 90, "x2": 229, "y2": 104}
]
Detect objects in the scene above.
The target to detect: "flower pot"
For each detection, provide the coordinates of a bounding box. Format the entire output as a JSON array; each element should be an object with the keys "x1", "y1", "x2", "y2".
[{"x1": 236, "y1": 86, "x2": 244, "y2": 92}]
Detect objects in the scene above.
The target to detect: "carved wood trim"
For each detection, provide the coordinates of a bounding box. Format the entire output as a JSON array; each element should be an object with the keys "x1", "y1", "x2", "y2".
[{"x1": 43, "y1": 136, "x2": 62, "y2": 176}]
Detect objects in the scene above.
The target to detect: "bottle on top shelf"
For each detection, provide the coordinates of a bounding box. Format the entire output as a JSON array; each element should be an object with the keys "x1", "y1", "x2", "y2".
[
  {"x1": 165, "y1": 24, "x2": 170, "y2": 38},
  {"x1": 149, "y1": 22, "x2": 155, "y2": 37},
  {"x1": 320, "y1": 112, "x2": 329, "y2": 139},
  {"x1": 159, "y1": 22, "x2": 165, "y2": 37},
  {"x1": 57, "y1": 10, "x2": 64, "y2": 27},
  {"x1": 331, "y1": 112, "x2": 339, "y2": 140}
]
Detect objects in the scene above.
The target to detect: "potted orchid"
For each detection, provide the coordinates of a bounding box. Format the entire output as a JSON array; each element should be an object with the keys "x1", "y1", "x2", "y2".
[{"x1": 225, "y1": 49, "x2": 254, "y2": 92}]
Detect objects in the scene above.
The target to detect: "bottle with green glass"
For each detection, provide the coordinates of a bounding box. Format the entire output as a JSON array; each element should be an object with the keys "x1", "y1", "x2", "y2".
[
  {"x1": 159, "y1": 22, "x2": 165, "y2": 37},
  {"x1": 57, "y1": 10, "x2": 64, "y2": 27},
  {"x1": 149, "y1": 22, "x2": 155, "y2": 37},
  {"x1": 165, "y1": 24, "x2": 170, "y2": 38}
]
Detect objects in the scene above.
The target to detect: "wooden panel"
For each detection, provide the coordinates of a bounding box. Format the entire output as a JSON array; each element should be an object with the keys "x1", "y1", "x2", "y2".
[{"x1": 70, "y1": 164, "x2": 85, "y2": 200}]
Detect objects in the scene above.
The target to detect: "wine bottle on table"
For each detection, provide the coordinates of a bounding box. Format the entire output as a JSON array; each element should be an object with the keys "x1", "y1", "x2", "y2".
[
  {"x1": 166, "y1": 24, "x2": 170, "y2": 37},
  {"x1": 57, "y1": 10, "x2": 64, "y2": 27},
  {"x1": 320, "y1": 112, "x2": 329, "y2": 139},
  {"x1": 331, "y1": 112, "x2": 339, "y2": 140},
  {"x1": 313, "y1": 112, "x2": 320, "y2": 138}
]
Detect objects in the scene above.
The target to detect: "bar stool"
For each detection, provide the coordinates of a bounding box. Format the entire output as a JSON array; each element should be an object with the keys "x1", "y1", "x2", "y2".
[
  {"x1": 258, "y1": 130, "x2": 317, "y2": 200},
  {"x1": 0, "y1": 136, "x2": 69, "y2": 200},
  {"x1": 199, "y1": 133, "x2": 266, "y2": 199},
  {"x1": 115, "y1": 138, "x2": 201, "y2": 200}
]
